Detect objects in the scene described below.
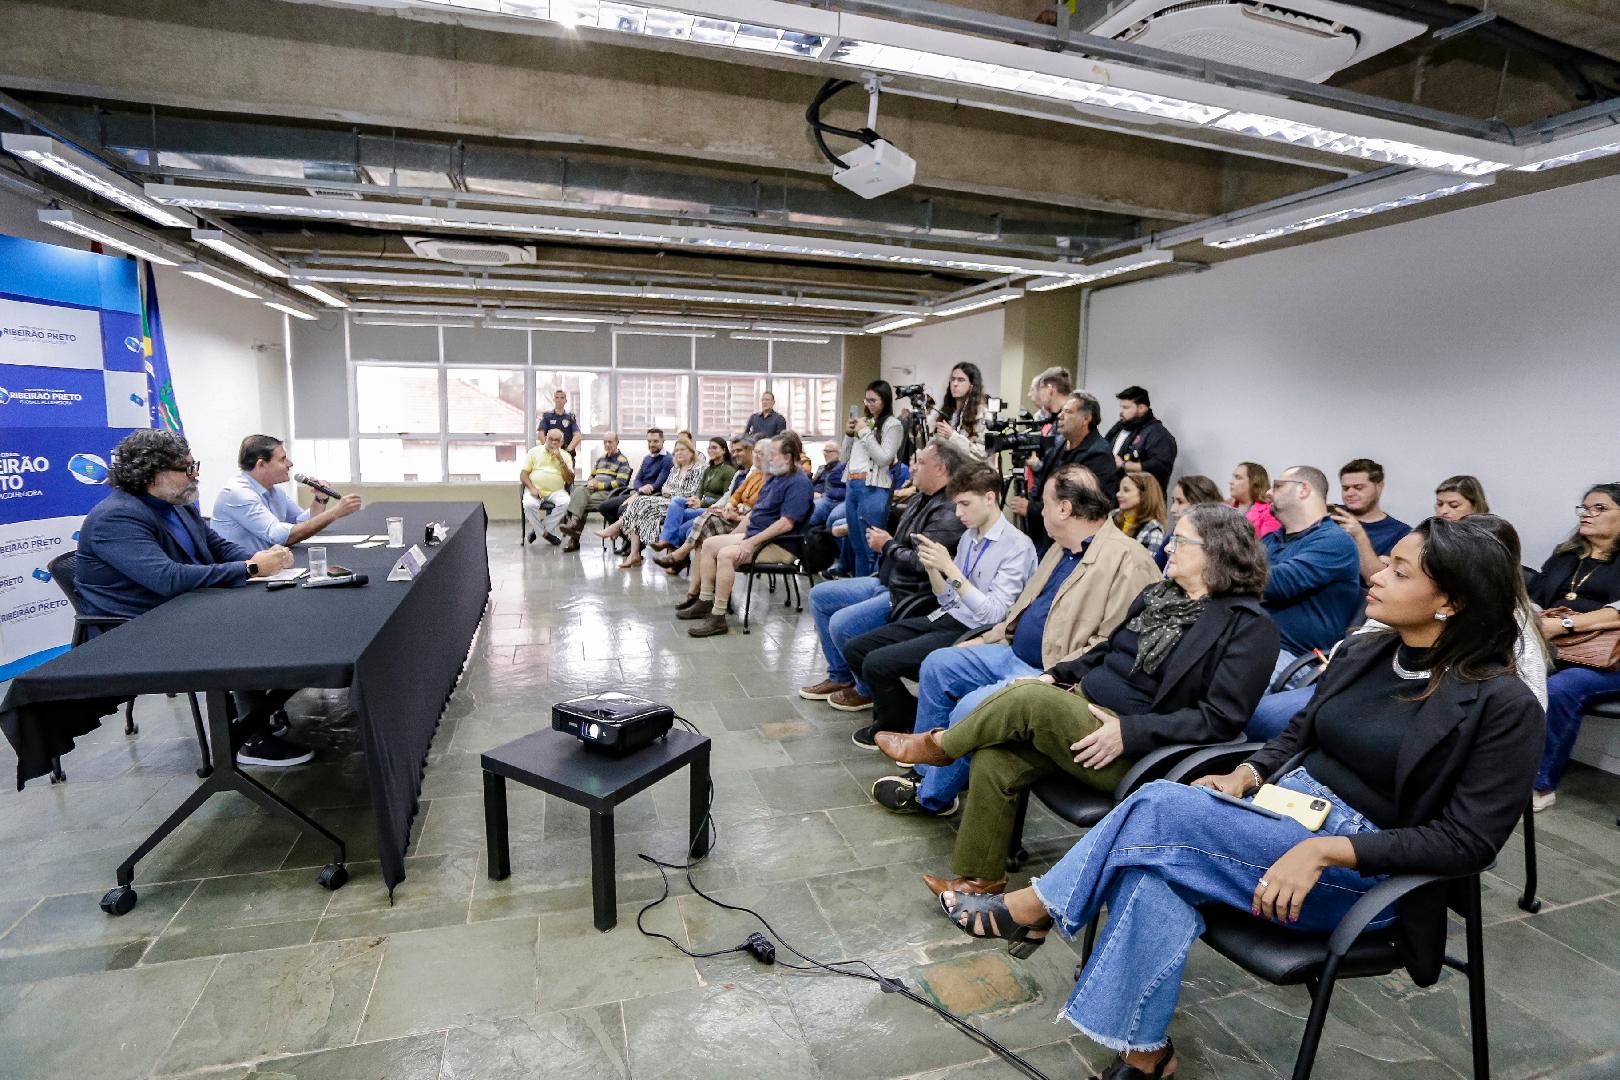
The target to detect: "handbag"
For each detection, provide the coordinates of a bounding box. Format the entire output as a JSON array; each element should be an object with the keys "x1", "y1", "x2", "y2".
[{"x1": 1544, "y1": 607, "x2": 1620, "y2": 671}]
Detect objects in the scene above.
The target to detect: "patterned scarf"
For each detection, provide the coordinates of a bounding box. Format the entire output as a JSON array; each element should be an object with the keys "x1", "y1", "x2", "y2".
[{"x1": 1126, "y1": 580, "x2": 1207, "y2": 675}]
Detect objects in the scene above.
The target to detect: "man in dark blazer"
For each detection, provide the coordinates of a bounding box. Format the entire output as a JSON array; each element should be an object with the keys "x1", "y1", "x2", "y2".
[
  {"x1": 1010, "y1": 392, "x2": 1120, "y2": 554},
  {"x1": 75, "y1": 430, "x2": 304, "y2": 766}
]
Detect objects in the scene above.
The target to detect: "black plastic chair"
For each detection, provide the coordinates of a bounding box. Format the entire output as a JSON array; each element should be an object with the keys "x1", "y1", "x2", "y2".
[
  {"x1": 1161, "y1": 742, "x2": 1496, "y2": 1079},
  {"x1": 736, "y1": 529, "x2": 812, "y2": 633},
  {"x1": 44, "y1": 552, "x2": 211, "y2": 782}
]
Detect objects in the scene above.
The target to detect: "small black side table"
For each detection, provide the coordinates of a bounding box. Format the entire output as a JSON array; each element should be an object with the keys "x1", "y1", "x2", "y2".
[{"x1": 481, "y1": 727, "x2": 712, "y2": 931}]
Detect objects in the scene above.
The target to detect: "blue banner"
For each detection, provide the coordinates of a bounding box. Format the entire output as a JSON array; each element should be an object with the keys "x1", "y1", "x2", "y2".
[{"x1": 0, "y1": 232, "x2": 162, "y2": 677}]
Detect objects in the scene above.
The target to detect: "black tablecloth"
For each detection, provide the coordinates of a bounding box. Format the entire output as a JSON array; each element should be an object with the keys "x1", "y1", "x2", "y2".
[{"x1": 0, "y1": 502, "x2": 491, "y2": 890}]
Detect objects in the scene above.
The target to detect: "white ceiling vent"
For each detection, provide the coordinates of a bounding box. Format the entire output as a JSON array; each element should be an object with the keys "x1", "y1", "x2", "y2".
[
  {"x1": 1086, "y1": 1, "x2": 1426, "y2": 83},
  {"x1": 405, "y1": 236, "x2": 539, "y2": 266}
]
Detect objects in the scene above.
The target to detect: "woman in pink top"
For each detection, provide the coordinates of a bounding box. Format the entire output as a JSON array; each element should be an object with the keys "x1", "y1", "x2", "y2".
[{"x1": 1229, "y1": 461, "x2": 1282, "y2": 537}]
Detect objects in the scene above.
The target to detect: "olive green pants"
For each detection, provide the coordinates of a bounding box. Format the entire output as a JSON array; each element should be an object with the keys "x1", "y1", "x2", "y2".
[{"x1": 937, "y1": 680, "x2": 1134, "y2": 880}]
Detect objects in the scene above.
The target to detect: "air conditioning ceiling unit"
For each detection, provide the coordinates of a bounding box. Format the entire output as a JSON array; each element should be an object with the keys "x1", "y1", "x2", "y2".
[
  {"x1": 405, "y1": 237, "x2": 539, "y2": 266},
  {"x1": 1085, "y1": 1, "x2": 1426, "y2": 83}
]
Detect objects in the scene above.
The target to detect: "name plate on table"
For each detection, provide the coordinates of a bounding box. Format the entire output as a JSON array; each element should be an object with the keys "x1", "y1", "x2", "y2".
[{"x1": 387, "y1": 544, "x2": 428, "y2": 582}]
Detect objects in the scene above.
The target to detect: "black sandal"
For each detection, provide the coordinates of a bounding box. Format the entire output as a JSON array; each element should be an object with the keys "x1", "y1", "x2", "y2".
[
  {"x1": 939, "y1": 890, "x2": 1049, "y2": 958},
  {"x1": 1090, "y1": 1039, "x2": 1176, "y2": 1080}
]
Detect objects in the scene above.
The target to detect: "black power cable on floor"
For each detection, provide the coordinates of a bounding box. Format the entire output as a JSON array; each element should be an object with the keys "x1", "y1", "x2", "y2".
[{"x1": 635, "y1": 715, "x2": 1055, "y2": 1080}]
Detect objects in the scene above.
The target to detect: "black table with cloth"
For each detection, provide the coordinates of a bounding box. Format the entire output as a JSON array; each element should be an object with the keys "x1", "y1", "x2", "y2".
[{"x1": 0, "y1": 501, "x2": 491, "y2": 910}]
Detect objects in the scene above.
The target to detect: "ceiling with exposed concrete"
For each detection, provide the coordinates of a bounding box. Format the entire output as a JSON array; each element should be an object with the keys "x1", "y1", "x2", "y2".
[{"x1": 2, "y1": 0, "x2": 1618, "y2": 332}]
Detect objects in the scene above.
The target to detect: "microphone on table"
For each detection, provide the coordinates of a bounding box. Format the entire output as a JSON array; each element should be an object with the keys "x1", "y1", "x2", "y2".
[
  {"x1": 302, "y1": 572, "x2": 369, "y2": 589},
  {"x1": 294, "y1": 473, "x2": 343, "y2": 501}
]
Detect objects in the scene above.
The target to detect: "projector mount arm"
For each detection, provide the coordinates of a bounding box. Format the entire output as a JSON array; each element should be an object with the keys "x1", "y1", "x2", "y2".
[{"x1": 806, "y1": 76, "x2": 887, "y2": 170}]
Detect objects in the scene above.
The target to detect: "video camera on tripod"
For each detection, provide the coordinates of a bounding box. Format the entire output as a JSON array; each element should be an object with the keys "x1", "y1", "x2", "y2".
[{"x1": 892, "y1": 383, "x2": 933, "y2": 453}]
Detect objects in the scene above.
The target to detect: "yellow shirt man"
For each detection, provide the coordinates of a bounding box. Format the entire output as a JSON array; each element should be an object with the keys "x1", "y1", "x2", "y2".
[
  {"x1": 521, "y1": 432, "x2": 575, "y2": 543},
  {"x1": 523, "y1": 443, "x2": 573, "y2": 497}
]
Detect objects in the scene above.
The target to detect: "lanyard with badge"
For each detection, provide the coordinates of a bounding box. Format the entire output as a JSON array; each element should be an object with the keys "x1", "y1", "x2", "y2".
[{"x1": 928, "y1": 534, "x2": 994, "y2": 621}]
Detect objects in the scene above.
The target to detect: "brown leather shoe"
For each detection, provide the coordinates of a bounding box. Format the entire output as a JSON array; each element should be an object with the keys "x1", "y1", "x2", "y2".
[
  {"x1": 876, "y1": 729, "x2": 951, "y2": 767},
  {"x1": 828, "y1": 688, "x2": 873, "y2": 712},
  {"x1": 560, "y1": 536, "x2": 580, "y2": 553},
  {"x1": 676, "y1": 602, "x2": 713, "y2": 621},
  {"x1": 675, "y1": 593, "x2": 705, "y2": 612},
  {"x1": 799, "y1": 679, "x2": 854, "y2": 701},
  {"x1": 688, "y1": 612, "x2": 730, "y2": 637},
  {"x1": 923, "y1": 874, "x2": 1006, "y2": 898}
]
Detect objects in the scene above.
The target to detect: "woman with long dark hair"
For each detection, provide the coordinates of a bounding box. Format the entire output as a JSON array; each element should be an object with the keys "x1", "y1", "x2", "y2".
[
  {"x1": 937, "y1": 517, "x2": 1542, "y2": 1079},
  {"x1": 841, "y1": 380, "x2": 905, "y2": 579},
  {"x1": 1527, "y1": 482, "x2": 1620, "y2": 811},
  {"x1": 932, "y1": 362, "x2": 988, "y2": 460},
  {"x1": 655, "y1": 437, "x2": 736, "y2": 551},
  {"x1": 1228, "y1": 461, "x2": 1280, "y2": 537}
]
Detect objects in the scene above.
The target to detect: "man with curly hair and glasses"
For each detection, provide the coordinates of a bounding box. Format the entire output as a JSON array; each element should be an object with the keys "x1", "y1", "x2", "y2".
[{"x1": 75, "y1": 429, "x2": 311, "y2": 766}]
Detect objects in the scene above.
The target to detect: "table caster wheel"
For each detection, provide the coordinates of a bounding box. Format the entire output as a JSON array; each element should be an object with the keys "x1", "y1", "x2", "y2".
[
  {"x1": 317, "y1": 864, "x2": 348, "y2": 891},
  {"x1": 100, "y1": 886, "x2": 137, "y2": 916}
]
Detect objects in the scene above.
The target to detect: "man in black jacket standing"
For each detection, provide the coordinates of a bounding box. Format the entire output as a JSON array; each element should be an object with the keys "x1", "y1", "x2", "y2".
[
  {"x1": 800, "y1": 441, "x2": 969, "y2": 711},
  {"x1": 1104, "y1": 385, "x2": 1178, "y2": 494},
  {"x1": 1010, "y1": 392, "x2": 1118, "y2": 554}
]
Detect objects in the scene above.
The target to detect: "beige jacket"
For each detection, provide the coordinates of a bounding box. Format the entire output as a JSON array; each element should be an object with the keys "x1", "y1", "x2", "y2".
[{"x1": 982, "y1": 519, "x2": 1163, "y2": 669}]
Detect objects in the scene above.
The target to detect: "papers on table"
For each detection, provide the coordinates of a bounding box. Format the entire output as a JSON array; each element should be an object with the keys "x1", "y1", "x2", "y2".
[{"x1": 256, "y1": 567, "x2": 308, "y2": 584}]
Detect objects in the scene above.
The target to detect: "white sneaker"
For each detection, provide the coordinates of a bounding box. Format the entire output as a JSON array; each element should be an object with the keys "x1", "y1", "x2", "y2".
[{"x1": 1531, "y1": 790, "x2": 1556, "y2": 813}]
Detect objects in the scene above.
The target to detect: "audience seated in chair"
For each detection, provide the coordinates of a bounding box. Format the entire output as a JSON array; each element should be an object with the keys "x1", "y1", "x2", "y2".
[
  {"x1": 889, "y1": 465, "x2": 1162, "y2": 817},
  {"x1": 597, "y1": 428, "x2": 671, "y2": 552},
  {"x1": 1258, "y1": 465, "x2": 1363, "y2": 687},
  {"x1": 807, "y1": 441, "x2": 846, "y2": 528},
  {"x1": 1327, "y1": 457, "x2": 1411, "y2": 584},
  {"x1": 1160, "y1": 474, "x2": 1224, "y2": 570},
  {"x1": 654, "y1": 439, "x2": 760, "y2": 576},
  {"x1": 1229, "y1": 461, "x2": 1281, "y2": 538},
  {"x1": 675, "y1": 432, "x2": 812, "y2": 638},
  {"x1": 1250, "y1": 513, "x2": 1549, "y2": 743},
  {"x1": 797, "y1": 442, "x2": 976, "y2": 716},
  {"x1": 932, "y1": 517, "x2": 1542, "y2": 1080},
  {"x1": 1527, "y1": 482, "x2": 1620, "y2": 812},
  {"x1": 1112, "y1": 472, "x2": 1169, "y2": 560},
  {"x1": 1433, "y1": 473, "x2": 1490, "y2": 521},
  {"x1": 654, "y1": 438, "x2": 737, "y2": 554},
  {"x1": 874, "y1": 504, "x2": 1276, "y2": 889},
  {"x1": 600, "y1": 436, "x2": 702, "y2": 570},
  {"x1": 557, "y1": 432, "x2": 631, "y2": 551},
  {"x1": 520, "y1": 428, "x2": 574, "y2": 546}
]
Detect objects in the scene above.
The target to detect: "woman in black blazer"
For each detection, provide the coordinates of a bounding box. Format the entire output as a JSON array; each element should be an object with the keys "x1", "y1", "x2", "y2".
[
  {"x1": 932, "y1": 517, "x2": 1542, "y2": 1080},
  {"x1": 877, "y1": 504, "x2": 1279, "y2": 897}
]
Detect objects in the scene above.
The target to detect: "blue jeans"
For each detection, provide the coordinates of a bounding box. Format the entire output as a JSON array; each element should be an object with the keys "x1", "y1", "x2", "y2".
[
  {"x1": 843, "y1": 479, "x2": 892, "y2": 579},
  {"x1": 1537, "y1": 665, "x2": 1620, "y2": 791},
  {"x1": 660, "y1": 499, "x2": 705, "y2": 546},
  {"x1": 809, "y1": 576, "x2": 890, "y2": 689},
  {"x1": 913, "y1": 644, "x2": 1041, "y2": 811},
  {"x1": 1248, "y1": 685, "x2": 1316, "y2": 741},
  {"x1": 809, "y1": 496, "x2": 841, "y2": 529},
  {"x1": 1032, "y1": 769, "x2": 1389, "y2": 1053}
]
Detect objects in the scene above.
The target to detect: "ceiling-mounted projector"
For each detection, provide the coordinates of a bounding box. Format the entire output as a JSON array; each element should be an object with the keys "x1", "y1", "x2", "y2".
[
  {"x1": 809, "y1": 77, "x2": 915, "y2": 200},
  {"x1": 831, "y1": 140, "x2": 917, "y2": 200}
]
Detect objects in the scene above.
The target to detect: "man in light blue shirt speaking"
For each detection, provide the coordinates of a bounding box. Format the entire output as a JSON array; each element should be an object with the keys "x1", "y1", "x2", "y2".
[{"x1": 213, "y1": 435, "x2": 362, "y2": 552}]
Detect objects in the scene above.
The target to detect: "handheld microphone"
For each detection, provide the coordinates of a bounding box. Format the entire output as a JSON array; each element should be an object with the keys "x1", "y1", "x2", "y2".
[
  {"x1": 302, "y1": 572, "x2": 368, "y2": 589},
  {"x1": 294, "y1": 473, "x2": 343, "y2": 501}
]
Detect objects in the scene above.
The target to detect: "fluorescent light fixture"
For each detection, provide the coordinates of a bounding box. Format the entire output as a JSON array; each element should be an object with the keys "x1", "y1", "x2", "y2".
[
  {"x1": 412, "y1": 0, "x2": 830, "y2": 58},
  {"x1": 863, "y1": 315, "x2": 924, "y2": 334},
  {"x1": 179, "y1": 264, "x2": 262, "y2": 299},
  {"x1": 1209, "y1": 112, "x2": 1510, "y2": 176},
  {"x1": 353, "y1": 313, "x2": 478, "y2": 328},
  {"x1": 1517, "y1": 125, "x2": 1620, "y2": 172},
  {"x1": 1025, "y1": 249, "x2": 1174, "y2": 290},
  {"x1": 36, "y1": 208, "x2": 184, "y2": 266},
  {"x1": 613, "y1": 327, "x2": 716, "y2": 338},
  {"x1": 827, "y1": 39, "x2": 1225, "y2": 125},
  {"x1": 292, "y1": 270, "x2": 481, "y2": 290},
  {"x1": 1201, "y1": 174, "x2": 1492, "y2": 249},
  {"x1": 191, "y1": 228, "x2": 288, "y2": 277},
  {"x1": 289, "y1": 280, "x2": 351, "y2": 308},
  {"x1": 629, "y1": 316, "x2": 746, "y2": 330},
  {"x1": 149, "y1": 185, "x2": 1086, "y2": 279},
  {"x1": 481, "y1": 319, "x2": 597, "y2": 333},
  {"x1": 4, "y1": 133, "x2": 196, "y2": 228},
  {"x1": 928, "y1": 287, "x2": 1023, "y2": 318},
  {"x1": 731, "y1": 332, "x2": 830, "y2": 344},
  {"x1": 751, "y1": 322, "x2": 865, "y2": 335},
  {"x1": 265, "y1": 301, "x2": 318, "y2": 321},
  {"x1": 336, "y1": 3, "x2": 1524, "y2": 177},
  {"x1": 491, "y1": 310, "x2": 622, "y2": 323}
]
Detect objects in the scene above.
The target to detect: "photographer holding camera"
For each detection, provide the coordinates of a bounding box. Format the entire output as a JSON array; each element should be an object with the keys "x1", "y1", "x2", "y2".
[
  {"x1": 842, "y1": 380, "x2": 907, "y2": 579},
  {"x1": 928, "y1": 363, "x2": 990, "y2": 460},
  {"x1": 1009, "y1": 391, "x2": 1119, "y2": 554}
]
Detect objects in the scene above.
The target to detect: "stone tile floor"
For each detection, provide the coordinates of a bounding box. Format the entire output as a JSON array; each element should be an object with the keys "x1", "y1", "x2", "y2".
[{"x1": 2, "y1": 532, "x2": 1618, "y2": 1079}]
